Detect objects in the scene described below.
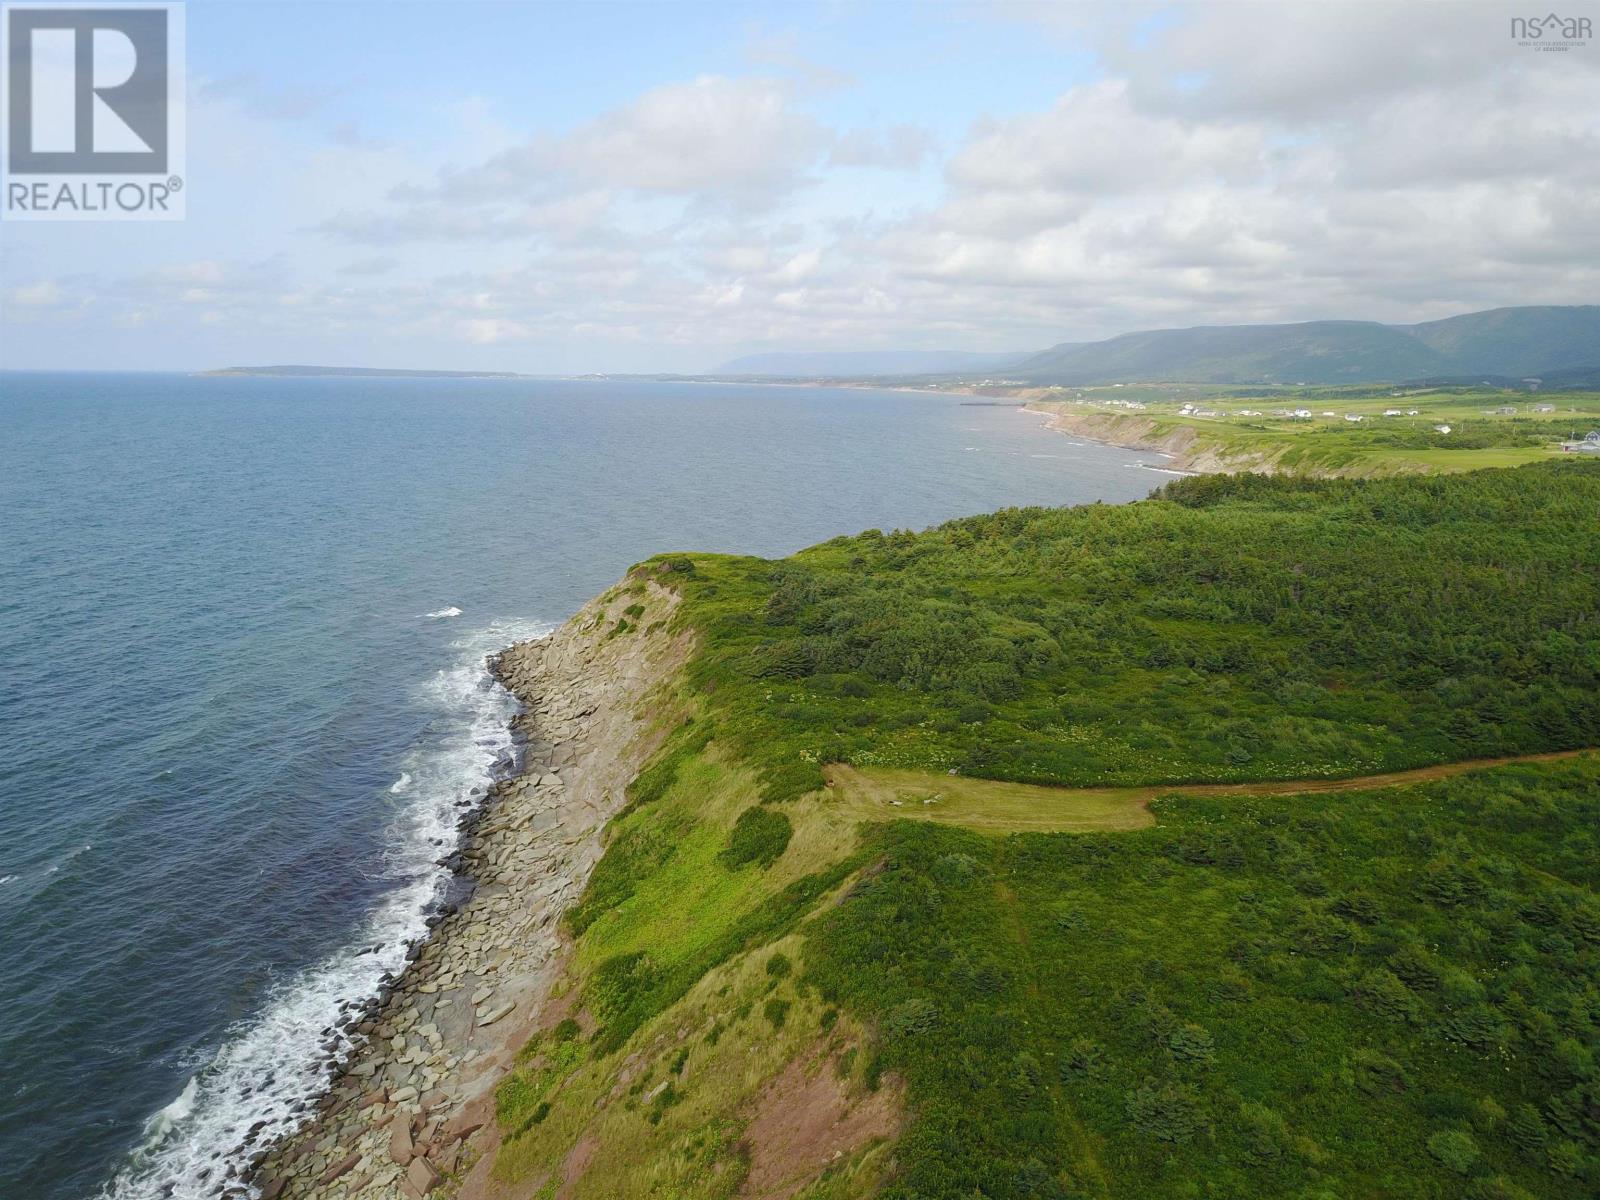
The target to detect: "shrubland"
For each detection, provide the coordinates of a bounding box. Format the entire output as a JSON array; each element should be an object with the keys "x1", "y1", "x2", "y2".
[{"x1": 492, "y1": 461, "x2": 1600, "y2": 1199}]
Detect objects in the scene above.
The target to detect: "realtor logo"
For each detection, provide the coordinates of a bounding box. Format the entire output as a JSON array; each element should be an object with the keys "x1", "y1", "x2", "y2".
[
  {"x1": 1510, "y1": 12, "x2": 1592, "y2": 50},
  {"x1": 2, "y1": 2, "x2": 185, "y2": 220}
]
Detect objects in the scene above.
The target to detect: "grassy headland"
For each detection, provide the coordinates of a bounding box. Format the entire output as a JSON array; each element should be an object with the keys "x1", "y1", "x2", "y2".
[
  {"x1": 1021, "y1": 386, "x2": 1600, "y2": 477},
  {"x1": 482, "y1": 461, "x2": 1600, "y2": 1200}
]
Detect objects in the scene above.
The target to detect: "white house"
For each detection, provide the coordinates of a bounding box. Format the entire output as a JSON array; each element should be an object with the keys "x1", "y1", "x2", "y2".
[
  {"x1": 1434, "y1": 424, "x2": 1452, "y2": 435},
  {"x1": 1534, "y1": 403, "x2": 1556, "y2": 413},
  {"x1": 1344, "y1": 413, "x2": 1365, "y2": 423}
]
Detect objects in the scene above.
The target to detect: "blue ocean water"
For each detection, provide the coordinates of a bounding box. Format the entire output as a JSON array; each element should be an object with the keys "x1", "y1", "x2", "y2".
[{"x1": 0, "y1": 372, "x2": 1157, "y2": 1199}]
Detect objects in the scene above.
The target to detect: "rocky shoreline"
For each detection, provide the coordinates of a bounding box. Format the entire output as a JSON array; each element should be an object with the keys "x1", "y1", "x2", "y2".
[{"x1": 249, "y1": 578, "x2": 689, "y2": 1200}]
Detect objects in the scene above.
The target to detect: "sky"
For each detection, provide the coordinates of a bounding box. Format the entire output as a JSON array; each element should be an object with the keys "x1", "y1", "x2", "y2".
[{"x1": 1, "y1": 0, "x2": 1597, "y2": 373}]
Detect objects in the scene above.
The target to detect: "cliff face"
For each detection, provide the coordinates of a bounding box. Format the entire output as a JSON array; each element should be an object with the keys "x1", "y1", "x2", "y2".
[
  {"x1": 254, "y1": 578, "x2": 691, "y2": 1200},
  {"x1": 1030, "y1": 404, "x2": 1295, "y2": 475}
]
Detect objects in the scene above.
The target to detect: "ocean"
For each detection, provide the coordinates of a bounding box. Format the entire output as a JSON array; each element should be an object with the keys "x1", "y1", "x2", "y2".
[{"x1": 0, "y1": 372, "x2": 1157, "y2": 1199}]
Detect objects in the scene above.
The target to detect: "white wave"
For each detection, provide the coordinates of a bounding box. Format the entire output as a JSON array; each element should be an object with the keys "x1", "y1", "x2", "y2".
[
  {"x1": 388, "y1": 772, "x2": 412, "y2": 795},
  {"x1": 423, "y1": 606, "x2": 463, "y2": 619},
  {"x1": 143, "y1": 1077, "x2": 199, "y2": 1144},
  {"x1": 100, "y1": 618, "x2": 552, "y2": 1200},
  {"x1": 0, "y1": 875, "x2": 15, "y2": 886}
]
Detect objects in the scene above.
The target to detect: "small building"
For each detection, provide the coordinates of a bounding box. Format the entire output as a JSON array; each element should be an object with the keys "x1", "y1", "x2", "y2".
[
  {"x1": 1534, "y1": 403, "x2": 1556, "y2": 413},
  {"x1": 1495, "y1": 406, "x2": 1517, "y2": 415},
  {"x1": 1407, "y1": 409, "x2": 1421, "y2": 416},
  {"x1": 1434, "y1": 424, "x2": 1452, "y2": 435},
  {"x1": 1292, "y1": 408, "x2": 1312, "y2": 419},
  {"x1": 1344, "y1": 413, "x2": 1365, "y2": 423},
  {"x1": 1383, "y1": 409, "x2": 1403, "y2": 417}
]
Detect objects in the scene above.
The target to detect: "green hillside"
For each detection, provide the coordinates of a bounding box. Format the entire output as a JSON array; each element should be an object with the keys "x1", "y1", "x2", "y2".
[
  {"x1": 1405, "y1": 307, "x2": 1600, "y2": 378},
  {"x1": 1011, "y1": 306, "x2": 1599, "y2": 386},
  {"x1": 492, "y1": 462, "x2": 1600, "y2": 1200}
]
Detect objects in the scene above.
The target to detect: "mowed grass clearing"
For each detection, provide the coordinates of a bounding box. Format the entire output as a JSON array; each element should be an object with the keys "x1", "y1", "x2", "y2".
[
  {"x1": 823, "y1": 764, "x2": 1154, "y2": 833},
  {"x1": 824, "y1": 748, "x2": 1597, "y2": 836}
]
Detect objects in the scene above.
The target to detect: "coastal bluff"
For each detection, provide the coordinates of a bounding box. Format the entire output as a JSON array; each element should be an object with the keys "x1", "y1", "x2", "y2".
[{"x1": 252, "y1": 576, "x2": 691, "y2": 1200}]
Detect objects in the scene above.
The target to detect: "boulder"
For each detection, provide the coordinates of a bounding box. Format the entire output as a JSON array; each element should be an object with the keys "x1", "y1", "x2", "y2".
[
  {"x1": 389, "y1": 1112, "x2": 415, "y2": 1165},
  {"x1": 477, "y1": 1002, "x2": 514, "y2": 1027},
  {"x1": 404, "y1": 1155, "x2": 441, "y2": 1197},
  {"x1": 319, "y1": 1152, "x2": 361, "y2": 1186}
]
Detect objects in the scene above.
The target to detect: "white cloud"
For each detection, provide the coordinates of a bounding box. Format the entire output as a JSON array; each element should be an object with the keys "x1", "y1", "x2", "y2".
[
  {"x1": 5, "y1": 3, "x2": 1596, "y2": 371},
  {"x1": 8, "y1": 280, "x2": 67, "y2": 307},
  {"x1": 419, "y1": 75, "x2": 828, "y2": 209}
]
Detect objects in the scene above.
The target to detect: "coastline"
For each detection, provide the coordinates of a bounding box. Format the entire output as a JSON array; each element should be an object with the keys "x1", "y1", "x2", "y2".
[
  {"x1": 251, "y1": 578, "x2": 690, "y2": 1200},
  {"x1": 1024, "y1": 402, "x2": 1287, "y2": 475}
]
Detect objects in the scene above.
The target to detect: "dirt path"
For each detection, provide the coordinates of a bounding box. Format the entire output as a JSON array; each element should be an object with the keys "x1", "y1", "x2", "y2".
[
  {"x1": 826, "y1": 749, "x2": 1595, "y2": 836},
  {"x1": 1164, "y1": 748, "x2": 1594, "y2": 800}
]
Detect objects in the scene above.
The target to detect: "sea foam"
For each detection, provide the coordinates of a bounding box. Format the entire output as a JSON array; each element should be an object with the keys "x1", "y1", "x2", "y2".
[{"x1": 99, "y1": 618, "x2": 551, "y2": 1200}]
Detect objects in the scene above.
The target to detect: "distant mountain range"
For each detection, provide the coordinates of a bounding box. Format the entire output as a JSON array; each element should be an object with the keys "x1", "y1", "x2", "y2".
[{"x1": 717, "y1": 306, "x2": 1599, "y2": 386}]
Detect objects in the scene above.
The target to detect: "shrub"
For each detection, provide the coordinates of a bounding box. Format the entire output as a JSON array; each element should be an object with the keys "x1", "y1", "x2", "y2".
[
  {"x1": 1126, "y1": 1080, "x2": 1204, "y2": 1144},
  {"x1": 1238, "y1": 1103, "x2": 1288, "y2": 1165},
  {"x1": 720, "y1": 806, "x2": 793, "y2": 870},
  {"x1": 883, "y1": 998, "x2": 938, "y2": 1039},
  {"x1": 1350, "y1": 968, "x2": 1422, "y2": 1024},
  {"x1": 1426, "y1": 1129, "x2": 1480, "y2": 1175},
  {"x1": 1060, "y1": 1038, "x2": 1106, "y2": 1080},
  {"x1": 551, "y1": 1018, "x2": 581, "y2": 1043},
  {"x1": 764, "y1": 998, "x2": 791, "y2": 1029},
  {"x1": 1166, "y1": 1022, "x2": 1217, "y2": 1066},
  {"x1": 762, "y1": 758, "x2": 826, "y2": 803},
  {"x1": 1505, "y1": 1103, "x2": 1547, "y2": 1152},
  {"x1": 1350, "y1": 1049, "x2": 1409, "y2": 1096},
  {"x1": 589, "y1": 951, "x2": 660, "y2": 1022}
]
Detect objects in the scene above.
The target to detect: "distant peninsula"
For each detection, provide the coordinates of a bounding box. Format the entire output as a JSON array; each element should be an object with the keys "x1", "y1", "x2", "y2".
[{"x1": 202, "y1": 365, "x2": 532, "y2": 379}]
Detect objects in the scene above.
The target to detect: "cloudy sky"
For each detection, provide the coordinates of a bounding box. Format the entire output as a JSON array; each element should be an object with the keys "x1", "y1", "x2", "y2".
[{"x1": 3, "y1": 0, "x2": 1597, "y2": 372}]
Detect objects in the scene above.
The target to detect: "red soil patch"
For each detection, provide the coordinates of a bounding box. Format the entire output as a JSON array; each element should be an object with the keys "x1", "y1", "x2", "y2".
[
  {"x1": 555, "y1": 1133, "x2": 599, "y2": 1200},
  {"x1": 739, "y1": 1049, "x2": 903, "y2": 1200}
]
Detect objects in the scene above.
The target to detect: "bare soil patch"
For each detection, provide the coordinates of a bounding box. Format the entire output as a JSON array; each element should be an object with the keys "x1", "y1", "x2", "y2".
[{"x1": 739, "y1": 1048, "x2": 903, "y2": 1200}]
